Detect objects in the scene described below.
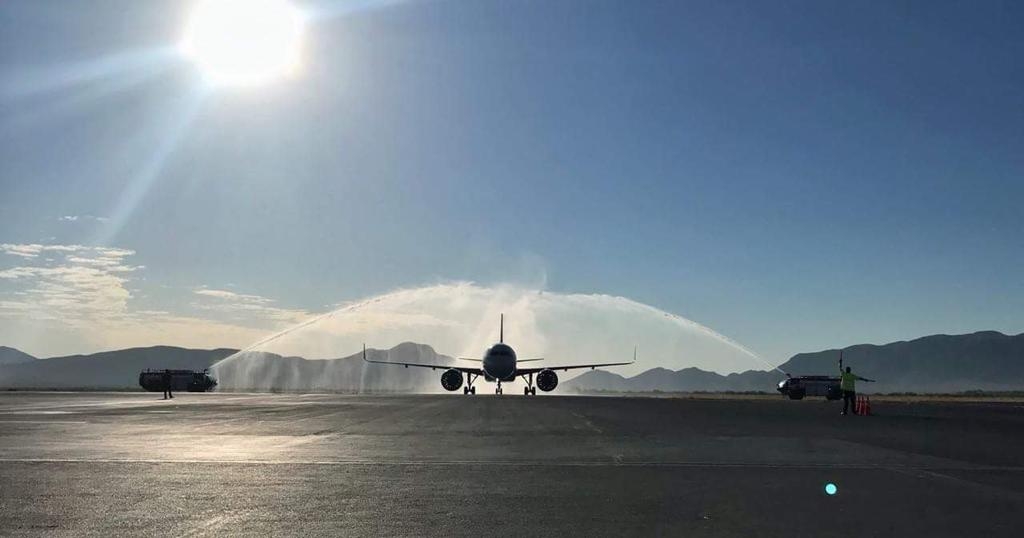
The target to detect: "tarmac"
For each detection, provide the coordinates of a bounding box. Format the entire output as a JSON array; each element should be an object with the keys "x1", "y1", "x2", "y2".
[{"x1": 1, "y1": 391, "x2": 1022, "y2": 537}]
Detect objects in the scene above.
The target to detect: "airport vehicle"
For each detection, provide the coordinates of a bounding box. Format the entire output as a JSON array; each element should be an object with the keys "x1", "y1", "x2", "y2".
[
  {"x1": 776, "y1": 375, "x2": 842, "y2": 400},
  {"x1": 138, "y1": 369, "x2": 218, "y2": 392},
  {"x1": 363, "y1": 314, "x2": 634, "y2": 395}
]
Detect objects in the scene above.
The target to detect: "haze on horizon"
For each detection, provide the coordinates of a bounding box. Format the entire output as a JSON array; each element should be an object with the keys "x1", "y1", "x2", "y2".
[{"x1": 1, "y1": 1, "x2": 1022, "y2": 369}]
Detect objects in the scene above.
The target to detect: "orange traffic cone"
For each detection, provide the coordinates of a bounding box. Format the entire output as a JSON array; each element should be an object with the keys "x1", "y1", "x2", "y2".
[{"x1": 855, "y1": 395, "x2": 870, "y2": 416}]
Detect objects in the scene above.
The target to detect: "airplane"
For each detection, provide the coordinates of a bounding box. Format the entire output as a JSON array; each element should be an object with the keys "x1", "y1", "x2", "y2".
[{"x1": 362, "y1": 314, "x2": 635, "y2": 395}]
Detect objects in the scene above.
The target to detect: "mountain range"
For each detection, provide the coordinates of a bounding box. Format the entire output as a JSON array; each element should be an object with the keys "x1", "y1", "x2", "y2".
[
  {"x1": 0, "y1": 343, "x2": 452, "y2": 392},
  {"x1": 1, "y1": 331, "x2": 1022, "y2": 393},
  {"x1": 0, "y1": 346, "x2": 37, "y2": 366},
  {"x1": 565, "y1": 331, "x2": 1024, "y2": 393}
]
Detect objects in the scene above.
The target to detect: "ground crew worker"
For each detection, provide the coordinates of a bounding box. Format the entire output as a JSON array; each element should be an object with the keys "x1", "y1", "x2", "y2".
[
  {"x1": 162, "y1": 369, "x2": 173, "y2": 400},
  {"x1": 839, "y1": 359, "x2": 873, "y2": 415}
]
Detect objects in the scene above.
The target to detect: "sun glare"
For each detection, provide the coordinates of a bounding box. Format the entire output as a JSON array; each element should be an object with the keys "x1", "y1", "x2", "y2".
[{"x1": 180, "y1": 0, "x2": 305, "y2": 87}]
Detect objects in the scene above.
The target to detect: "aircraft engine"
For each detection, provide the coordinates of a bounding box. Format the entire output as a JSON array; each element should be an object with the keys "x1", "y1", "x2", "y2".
[
  {"x1": 440, "y1": 369, "x2": 464, "y2": 391},
  {"x1": 536, "y1": 369, "x2": 558, "y2": 392}
]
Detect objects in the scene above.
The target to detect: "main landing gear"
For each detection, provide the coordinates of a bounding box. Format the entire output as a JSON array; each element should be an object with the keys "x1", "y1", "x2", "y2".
[
  {"x1": 521, "y1": 373, "x2": 537, "y2": 396},
  {"x1": 463, "y1": 374, "x2": 478, "y2": 395}
]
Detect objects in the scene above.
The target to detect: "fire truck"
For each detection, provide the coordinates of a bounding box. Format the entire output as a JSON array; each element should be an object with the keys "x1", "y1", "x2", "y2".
[
  {"x1": 138, "y1": 369, "x2": 217, "y2": 392},
  {"x1": 776, "y1": 375, "x2": 842, "y2": 400}
]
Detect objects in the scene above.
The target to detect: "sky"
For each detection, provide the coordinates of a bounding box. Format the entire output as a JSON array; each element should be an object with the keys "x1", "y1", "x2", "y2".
[{"x1": 1, "y1": 0, "x2": 1022, "y2": 369}]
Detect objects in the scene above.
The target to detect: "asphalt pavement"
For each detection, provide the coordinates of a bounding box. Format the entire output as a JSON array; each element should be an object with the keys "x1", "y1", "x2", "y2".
[{"x1": 1, "y1": 392, "x2": 1022, "y2": 536}]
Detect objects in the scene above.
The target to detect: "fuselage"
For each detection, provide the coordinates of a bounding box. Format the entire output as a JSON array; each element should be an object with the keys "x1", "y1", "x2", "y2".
[{"x1": 482, "y1": 343, "x2": 517, "y2": 381}]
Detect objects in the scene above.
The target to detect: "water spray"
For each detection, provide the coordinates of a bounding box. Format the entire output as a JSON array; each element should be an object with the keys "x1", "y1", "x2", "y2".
[{"x1": 211, "y1": 283, "x2": 786, "y2": 389}]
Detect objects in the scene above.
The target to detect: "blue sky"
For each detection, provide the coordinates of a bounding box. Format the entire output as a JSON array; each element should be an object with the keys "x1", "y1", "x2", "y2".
[{"x1": 1, "y1": 0, "x2": 1022, "y2": 365}]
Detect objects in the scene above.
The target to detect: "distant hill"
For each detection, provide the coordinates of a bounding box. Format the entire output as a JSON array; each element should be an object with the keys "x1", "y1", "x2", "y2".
[
  {"x1": 565, "y1": 367, "x2": 781, "y2": 393},
  {"x1": 0, "y1": 346, "x2": 236, "y2": 390},
  {"x1": 0, "y1": 343, "x2": 453, "y2": 392},
  {"x1": 211, "y1": 342, "x2": 456, "y2": 392},
  {"x1": 0, "y1": 346, "x2": 36, "y2": 366},
  {"x1": 566, "y1": 331, "x2": 1024, "y2": 394},
  {"x1": 777, "y1": 331, "x2": 1024, "y2": 393}
]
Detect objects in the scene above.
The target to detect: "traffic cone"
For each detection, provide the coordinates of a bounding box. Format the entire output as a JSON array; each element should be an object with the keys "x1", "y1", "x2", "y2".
[{"x1": 855, "y1": 395, "x2": 870, "y2": 416}]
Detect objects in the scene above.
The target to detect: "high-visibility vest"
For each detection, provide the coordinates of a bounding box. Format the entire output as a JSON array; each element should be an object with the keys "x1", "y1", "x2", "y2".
[{"x1": 840, "y1": 371, "x2": 857, "y2": 391}]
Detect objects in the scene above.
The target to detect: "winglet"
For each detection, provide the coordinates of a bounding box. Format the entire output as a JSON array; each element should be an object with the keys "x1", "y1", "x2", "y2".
[
  {"x1": 633, "y1": 345, "x2": 637, "y2": 363},
  {"x1": 362, "y1": 343, "x2": 367, "y2": 362},
  {"x1": 500, "y1": 313, "x2": 504, "y2": 343}
]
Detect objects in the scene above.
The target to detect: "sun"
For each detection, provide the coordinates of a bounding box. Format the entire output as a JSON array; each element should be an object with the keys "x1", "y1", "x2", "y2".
[{"x1": 180, "y1": 0, "x2": 305, "y2": 87}]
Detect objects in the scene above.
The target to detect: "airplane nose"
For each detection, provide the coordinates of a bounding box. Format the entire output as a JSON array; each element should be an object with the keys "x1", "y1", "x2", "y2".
[{"x1": 484, "y1": 355, "x2": 515, "y2": 380}]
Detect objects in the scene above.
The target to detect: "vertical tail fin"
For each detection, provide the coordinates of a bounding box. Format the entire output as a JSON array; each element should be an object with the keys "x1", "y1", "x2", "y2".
[{"x1": 500, "y1": 313, "x2": 504, "y2": 343}]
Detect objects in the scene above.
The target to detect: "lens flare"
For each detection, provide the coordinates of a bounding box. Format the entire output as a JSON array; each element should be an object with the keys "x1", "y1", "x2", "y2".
[{"x1": 180, "y1": 0, "x2": 305, "y2": 87}]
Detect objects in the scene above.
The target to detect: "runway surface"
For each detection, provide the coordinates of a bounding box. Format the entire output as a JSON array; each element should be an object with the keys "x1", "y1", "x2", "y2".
[{"x1": 1, "y1": 392, "x2": 1022, "y2": 536}]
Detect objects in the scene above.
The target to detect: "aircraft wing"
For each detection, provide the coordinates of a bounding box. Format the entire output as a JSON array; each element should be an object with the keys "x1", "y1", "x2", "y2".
[
  {"x1": 515, "y1": 361, "x2": 633, "y2": 375},
  {"x1": 362, "y1": 345, "x2": 483, "y2": 375},
  {"x1": 457, "y1": 357, "x2": 542, "y2": 363},
  {"x1": 515, "y1": 347, "x2": 636, "y2": 375}
]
